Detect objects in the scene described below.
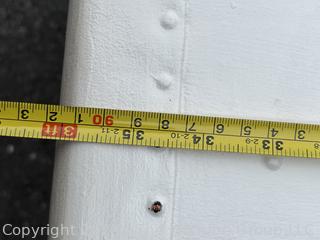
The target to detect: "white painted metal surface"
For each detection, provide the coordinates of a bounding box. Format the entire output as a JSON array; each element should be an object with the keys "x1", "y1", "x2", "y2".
[{"x1": 50, "y1": 0, "x2": 320, "y2": 239}]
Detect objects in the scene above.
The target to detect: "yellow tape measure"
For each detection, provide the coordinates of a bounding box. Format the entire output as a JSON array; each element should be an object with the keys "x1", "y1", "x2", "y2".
[{"x1": 0, "y1": 101, "x2": 319, "y2": 159}]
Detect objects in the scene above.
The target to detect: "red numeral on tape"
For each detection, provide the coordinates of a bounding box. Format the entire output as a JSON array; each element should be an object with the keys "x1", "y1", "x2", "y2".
[
  {"x1": 105, "y1": 115, "x2": 113, "y2": 126},
  {"x1": 93, "y1": 114, "x2": 103, "y2": 125},
  {"x1": 61, "y1": 124, "x2": 78, "y2": 138},
  {"x1": 92, "y1": 114, "x2": 114, "y2": 126}
]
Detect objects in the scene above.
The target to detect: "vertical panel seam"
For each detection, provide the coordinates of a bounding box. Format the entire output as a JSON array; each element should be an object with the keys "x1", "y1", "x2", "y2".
[{"x1": 171, "y1": 0, "x2": 190, "y2": 239}]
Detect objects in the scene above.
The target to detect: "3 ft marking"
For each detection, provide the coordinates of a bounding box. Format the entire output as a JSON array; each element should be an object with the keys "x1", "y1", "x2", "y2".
[{"x1": 42, "y1": 123, "x2": 78, "y2": 138}]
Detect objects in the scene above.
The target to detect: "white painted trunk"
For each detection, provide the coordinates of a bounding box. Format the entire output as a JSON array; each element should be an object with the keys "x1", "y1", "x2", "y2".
[{"x1": 50, "y1": 0, "x2": 320, "y2": 239}]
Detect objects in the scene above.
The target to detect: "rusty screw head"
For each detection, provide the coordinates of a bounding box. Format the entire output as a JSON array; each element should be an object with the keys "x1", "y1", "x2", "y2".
[{"x1": 149, "y1": 201, "x2": 162, "y2": 214}]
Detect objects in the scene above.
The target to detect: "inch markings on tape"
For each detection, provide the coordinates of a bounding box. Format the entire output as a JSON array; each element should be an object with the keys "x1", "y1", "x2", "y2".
[{"x1": 0, "y1": 101, "x2": 319, "y2": 159}]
